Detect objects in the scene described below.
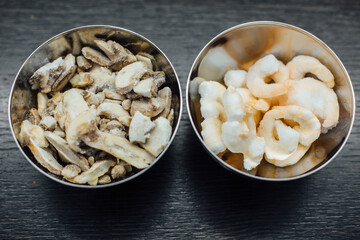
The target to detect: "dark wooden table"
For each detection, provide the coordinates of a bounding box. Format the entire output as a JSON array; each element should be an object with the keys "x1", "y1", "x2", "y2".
[{"x1": 1, "y1": 0, "x2": 359, "y2": 239}]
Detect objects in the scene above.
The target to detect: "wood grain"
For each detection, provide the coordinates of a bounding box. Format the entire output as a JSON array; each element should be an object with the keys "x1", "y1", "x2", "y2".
[{"x1": 0, "y1": 0, "x2": 359, "y2": 239}]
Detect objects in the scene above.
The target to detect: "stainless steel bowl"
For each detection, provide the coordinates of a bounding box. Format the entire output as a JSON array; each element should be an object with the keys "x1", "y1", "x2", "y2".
[
  {"x1": 186, "y1": 21, "x2": 355, "y2": 181},
  {"x1": 9, "y1": 25, "x2": 182, "y2": 188}
]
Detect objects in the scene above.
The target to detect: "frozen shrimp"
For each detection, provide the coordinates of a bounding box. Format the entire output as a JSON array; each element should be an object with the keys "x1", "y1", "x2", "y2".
[
  {"x1": 278, "y1": 77, "x2": 339, "y2": 132},
  {"x1": 201, "y1": 118, "x2": 226, "y2": 154},
  {"x1": 258, "y1": 105, "x2": 321, "y2": 166},
  {"x1": 199, "y1": 81, "x2": 227, "y2": 121},
  {"x1": 286, "y1": 55, "x2": 334, "y2": 88},
  {"x1": 222, "y1": 114, "x2": 265, "y2": 170},
  {"x1": 199, "y1": 81, "x2": 227, "y2": 154},
  {"x1": 246, "y1": 54, "x2": 289, "y2": 98},
  {"x1": 224, "y1": 70, "x2": 247, "y2": 88}
]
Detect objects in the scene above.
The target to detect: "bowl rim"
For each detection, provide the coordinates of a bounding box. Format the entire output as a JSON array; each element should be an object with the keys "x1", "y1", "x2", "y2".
[
  {"x1": 186, "y1": 20, "x2": 356, "y2": 182},
  {"x1": 8, "y1": 24, "x2": 183, "y2": 188}
]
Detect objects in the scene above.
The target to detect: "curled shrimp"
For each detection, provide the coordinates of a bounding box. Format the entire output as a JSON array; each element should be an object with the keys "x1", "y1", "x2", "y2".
[
  {"x1": 199, "y1": 81, "x2": 227, "y2": 154},
  {"x1": 199, "y1": 81, "x2": 227, "y2": 121},
  {"x1": 246, "y1": 54, "x2": 289, "y2": 98},
  {"x1": 222, "y1": 86, "x2": 245, "y2": 121},
  {"x1": 258, "y1": 105, "x2": 321, "y2": 167},
  {"x1": 201, "y1": 117, "x2": 226, "y2": 154},
  {"x1": 224, "y1": 70, "x2": 247, "y2": 88},
  {"x1": 286, "y1": 55, "x2": 334, "y2": 88},
  {"x1": 278, "y1": 77, "x2": 339, "y2": 132},
  {"x1": 222, "y1": 113, "x2": 265, "y2": 170}
]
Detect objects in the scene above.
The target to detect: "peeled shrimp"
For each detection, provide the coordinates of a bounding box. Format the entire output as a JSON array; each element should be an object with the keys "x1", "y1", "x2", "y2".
[
  {"x1": 201, "y1": 117, "x2": 226, "y2": 154},
  {"x1": 246, "y1": 54, "x2": 289, "y2": 98},
  {"x1": 222, "y1": 114, "x2": 265, "y2": 170},
  {"x1": 258, "y1": 105, "x2": 321, "y2": 166},
  {"x1": 286, "y1": 55, "x2": 334, "y2": 88},
  {"x1": 224, "y1": 70, "x2": 247, "y2": 88},
  {"x1": 199, "y1": 81, "x2": 227, "y2": 121},
  {"x1": 236, "y1": 88, "x2": 270, "y2": 113},
  {"x1": 222, "y1": 86, "x2": 245, "y2": 121},
  {"x1": 258, "y1": 144, "x2": 322, "y2": 178},
  {"x1": 278, "y1": 77, "x2": 339, "y2": 132},
  {"x1": 199, "y1": 81, "x2": 227, "y2": 154},
  {"x1": 198, "y1": 46, "x2": 238, "y2": 82}
]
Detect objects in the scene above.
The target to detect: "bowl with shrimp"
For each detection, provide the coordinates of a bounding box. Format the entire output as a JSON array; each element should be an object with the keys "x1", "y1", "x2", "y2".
[{"x1": 186, "y1": 21, "x2": 355, "y2": 181}]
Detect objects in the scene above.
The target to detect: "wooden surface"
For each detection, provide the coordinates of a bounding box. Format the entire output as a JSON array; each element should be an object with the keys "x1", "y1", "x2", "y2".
[{"x1": 1, "y1": 0, "x2": 359, "y2": 239}]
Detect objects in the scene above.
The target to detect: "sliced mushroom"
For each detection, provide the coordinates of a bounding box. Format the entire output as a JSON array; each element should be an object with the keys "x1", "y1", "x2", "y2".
[
  {"x1": 115, "y1": 61, "x2": 147, "y2": 94},
  {"x1": 158, "y1": 87, "x2": 172, "y2": 118},
  {"x1": 19, "y1": 120, "x2": 48, "y2": 148},
  {"x1": 136, "y1": 54, "x2": 153, "y2": 70},
  {"x1": 63, "y1": 88, "x2": 89, "y2": 127},
  {"x1": 53, "y1": 102, "x2": 66, "y2": 130},
  {"x1": 52, "y1": 54, "x2": 77, "y2": 92},
  {"x1": 82, "y1": 46, "x2": 112, "y2": 67},
  {"x1": 97, "y1": 102, "x2": 131, "y2": 127},
  {"x1": 88, "y1": 156, "x2": 95, "y2": 166},
  {"x1": 26, "y1": 108, "x2": 41, "y2": 125},
  {"x1": 40, "y1": 116, "x2": 57, "y2": 131},
  {"x1": 68, "y1": 109, "x2": 155, "y2": 168},
  {"x1": 83, "y1": 91, "x2": 105, "y2": 107},
  {"x1": 98, "y1": 175, "x2": 111, "y2": 184},
  {"x1": 141, "y1": 117, "x2": 172, "y2": 157},
  {"x1": 103, "y1": 99, "x2": 122, "y2": 105},
  {"x1": 53, "y1": 125, "x2": 66, "y2": 138},
  {"x1": 130, "y1": 97, "x2": 166, "y2": 118},
  {"x1": 152, "y1": 71, "x2": 166, "y2": 88},
  {"x1": 37, "y1": 93, "x2": 49, "y2": 117},
  {"x1": 76, "y1": 55, "x2": 92, "y2": 70},
  {"x1": 69, "y1": 73, "x2": 93, "y2": 88},
  {"x1": 137, "y1": 52, "x2": 157, "y2": 70},
  {"x1": 94, "y1": 40, "x2": 137, "y2": 71},
  {"x1": 129, "y1": 111, "x2": 156, "y2": 144},
  {"x1": 133, "y1": 78, "x2": 157, "y2": 98},
  {"x1": 63, "y1": 89, "x2": 90, "y2": 152},
  {"x1": 61, "y1": 164, "x2": 81, "y2": 179},
  {"x1": 122, "y1": 99, "x2": 131, "y2": 111},
  {"x1": 29, "y1": 57, "x2": 65, "y2": 93},
  {"x1": 109, "y1": 128, "x2": 126, "y2": 138},
  {"x1": 28, "y1": 139, "x2": 63, "y2": 175},
  {"x1": 19, "y1": 120, "x2": 63, "y2": 175},
  {"x1": 45, "y1": 131, "x2": 90, "y2": 171},
  {"x1": 125, "y1": 91, "x2": 142, "y2": 100},
  {"x1": 111, "y1": 164, "x2": 126, "y2": 179},
  {"x1": 104, "y1": 90, "x2": 125, "y2": 101},
  {"x1": 47, "y1": 92, "x2": 62, "y2": 112},
  {"x1": 71, "y1": 160, "x2": 115, "y2": 185},
  {"x1": 88, "y1": 67, "x2": 116, "y2": 92}
]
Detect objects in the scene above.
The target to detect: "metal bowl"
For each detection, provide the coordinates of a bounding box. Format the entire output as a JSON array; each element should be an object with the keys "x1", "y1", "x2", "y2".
[
  {"x1": 186, "y1": 21, "x2": 355, "y2": 181},
  {"x1": 8, "y1": 25, "x2": 182, "y2": 188}
]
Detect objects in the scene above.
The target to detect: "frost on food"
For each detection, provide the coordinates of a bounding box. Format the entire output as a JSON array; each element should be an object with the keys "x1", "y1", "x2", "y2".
[
  {"x1": 19, "y1": 39, "x2": 175, "y2": 185},
  {"x1": 193, "y1": 51, "x2": 340, "y2": 175}
]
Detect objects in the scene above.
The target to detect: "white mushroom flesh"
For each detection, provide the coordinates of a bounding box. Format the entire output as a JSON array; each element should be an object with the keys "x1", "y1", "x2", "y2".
[
  {"x1": 129, "y1": 111, "x2": 156, "y2": 144},
  {"x1": 141, "y1": 117, "x2": 172, "y2": 157},
  {"x1": 115, "y1": 61, "x2": 147, "y2": 94}
]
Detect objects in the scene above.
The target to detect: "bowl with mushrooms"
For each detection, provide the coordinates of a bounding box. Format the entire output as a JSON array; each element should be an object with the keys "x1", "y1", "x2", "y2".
[
  {"x1": 186, "y1": 21, "x2": 355, "y2": 181},
  {"x1": 9, "y1": 25, "x2": 182, "y2": 188}
]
